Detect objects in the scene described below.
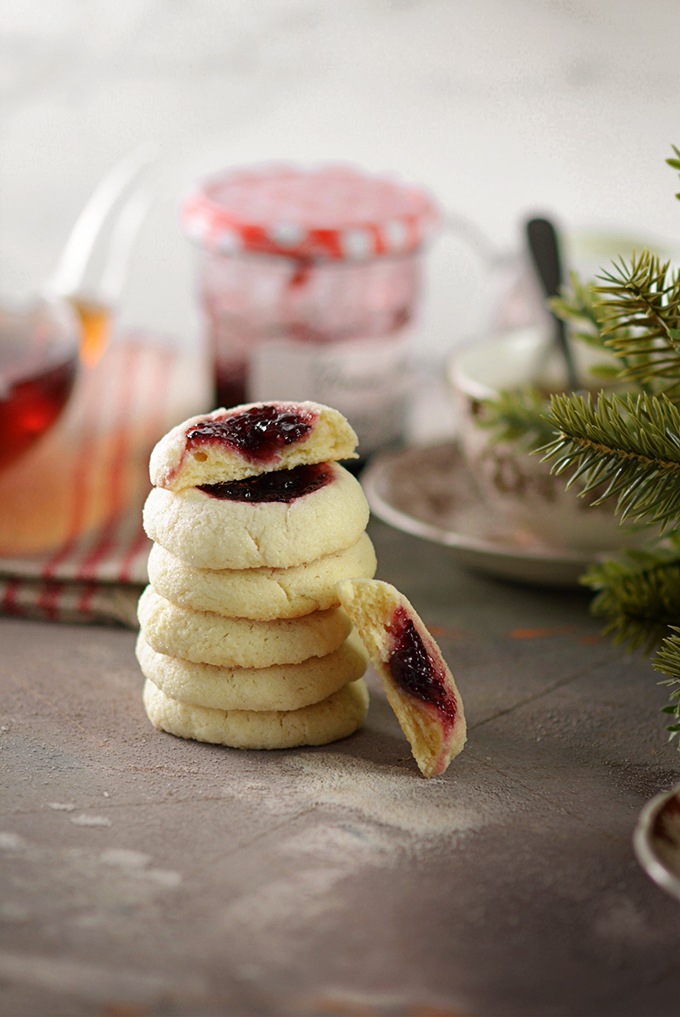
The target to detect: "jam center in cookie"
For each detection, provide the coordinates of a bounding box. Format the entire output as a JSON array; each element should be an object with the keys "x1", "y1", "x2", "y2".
[
  {"x1": 186, "y1": 404, "x2": 316, "y2": 463},
  {"x1": 386, "y1": 607, "x2": 457, "y2": 723},
  {"x1": 198, "y1": 463, "x2": 332, "y2": 503}
]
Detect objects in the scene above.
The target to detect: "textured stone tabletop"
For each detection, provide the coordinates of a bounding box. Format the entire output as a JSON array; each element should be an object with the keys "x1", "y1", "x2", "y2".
[{"x1": 1, "y1": 520, "x2": 679, "y2": 1017}]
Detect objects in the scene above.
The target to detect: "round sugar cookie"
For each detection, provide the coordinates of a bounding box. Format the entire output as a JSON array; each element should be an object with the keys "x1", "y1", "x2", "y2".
[
  {"x1": 142, "y1": 676, "x2": 369, "y2": 749},
  {"x1": 150, "y1": 400, "x2": 358, "y2": 491},
  {"x1": 147, "y1": 533, "x2": 377, "y2": 620},
  {"x1": 138, "y1": 586, "x2": 352, "y2": 668},
  {"x1": 135, "y1": 630, "x2": 368, "y2": 712},
  {"x1": 143, "y1": 461, "x2": 369, "y2": 570}
]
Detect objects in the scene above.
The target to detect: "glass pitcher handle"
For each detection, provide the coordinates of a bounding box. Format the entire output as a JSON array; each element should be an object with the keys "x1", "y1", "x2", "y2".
[{"x1": 439, "y1": 210, "x2": 540, "y2": 338}]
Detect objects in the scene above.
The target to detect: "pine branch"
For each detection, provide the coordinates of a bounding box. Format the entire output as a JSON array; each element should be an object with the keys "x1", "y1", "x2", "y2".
[
  {"x1": 654, "y1": 632, "x2": 680, "y2": 681},
  {"x1": 667, "y1": 143, "x2": 680, "y2": 201},
  {"x1": 476, "y1": 387, "x2": 557, "y2": 451},
  {"x1": 578, "y1": 541, "x2": 680, "y2": 748},
  {"x1": 652, "y1": 632, "x2": 680, "y2": 743},
  {"x1": 581, "y1": 546, "x2": 680, "y2": 653},
  {"x1": 541, "y1": 390, "x2": 680, "y2": 529},
  {"x1": 550, "y1": 271, "x2": 640, "y2": 385},
  {"x1": 550, "y1": 271, "x2": 628, "y2": 353},
  {"x1": 594, "y1": 251, "x2": 680, "y2": 394}
]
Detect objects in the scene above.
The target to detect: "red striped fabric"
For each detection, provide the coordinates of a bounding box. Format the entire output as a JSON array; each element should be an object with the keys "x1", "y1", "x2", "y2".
[{"x1": 0, "y1": 335, "x2": 208, "y2": 628}]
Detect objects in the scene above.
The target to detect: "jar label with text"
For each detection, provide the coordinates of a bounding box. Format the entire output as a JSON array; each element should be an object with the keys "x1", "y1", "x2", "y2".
[{"x1": 249, "y1": 333, "x2": 412, "y2": 456}]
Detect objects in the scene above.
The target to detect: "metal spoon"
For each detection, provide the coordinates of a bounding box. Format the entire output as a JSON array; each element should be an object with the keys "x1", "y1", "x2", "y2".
[{"x1": 526, "y1": 216, "x2": 579, "y2": 390}]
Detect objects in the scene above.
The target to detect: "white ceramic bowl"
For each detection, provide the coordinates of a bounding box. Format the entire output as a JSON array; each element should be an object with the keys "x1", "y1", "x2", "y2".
[{"x1": 447, "y1": 328, "x2": 629, "y2": 553}]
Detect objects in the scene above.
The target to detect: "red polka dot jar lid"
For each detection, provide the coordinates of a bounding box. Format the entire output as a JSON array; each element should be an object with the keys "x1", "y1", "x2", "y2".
[{"x1": 181, "y1": 163, "x2": 441, "y2": 261}]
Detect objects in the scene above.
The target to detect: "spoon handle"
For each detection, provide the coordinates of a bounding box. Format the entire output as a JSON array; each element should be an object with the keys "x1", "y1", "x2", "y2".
[{"x1": 526, "y1": 217, "x2": 579, "y2": 390}]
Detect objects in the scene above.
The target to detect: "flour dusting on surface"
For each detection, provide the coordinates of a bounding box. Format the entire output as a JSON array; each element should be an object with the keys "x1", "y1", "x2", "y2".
[
  {"x1": 100, "y1": 848, "x2": 182, "y2": 887},
  {"x1": 0, "y1": 832, "x2": 27, "y2": 852},
  {"x1": 224, "y1": 867, "x2": 346, "y2": 931},
  {"x1": 71, "y1": 814, "x2": 113, "y2": 828},
  {"x1": 237, "y1": 752, "x2": 494, "y2": 843},
  {"x1": 214, "y1": 751, "x2": 505, "y2": 968},
  {"x1": 101, "y1": 849, "x2": 152, "y2": 870}
]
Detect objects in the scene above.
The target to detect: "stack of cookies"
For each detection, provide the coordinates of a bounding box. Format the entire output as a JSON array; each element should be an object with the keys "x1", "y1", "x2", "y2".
[{"x1": 136, "y1": 401, "x2": 376, "y2": 751}]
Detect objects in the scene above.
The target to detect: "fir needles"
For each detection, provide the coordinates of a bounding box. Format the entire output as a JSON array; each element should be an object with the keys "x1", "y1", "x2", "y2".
[{"x1": 543, "y1": 391, "x2": 680, "y2": 529}]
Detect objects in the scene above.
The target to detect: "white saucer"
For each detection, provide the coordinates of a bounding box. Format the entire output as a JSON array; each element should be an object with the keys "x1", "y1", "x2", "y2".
[
  {"x1": 634, "y1": 784, "x2": 680, "y2": 901},
  {"x1": 362, "y1": 443, "x2": 594, "y2": 588}
]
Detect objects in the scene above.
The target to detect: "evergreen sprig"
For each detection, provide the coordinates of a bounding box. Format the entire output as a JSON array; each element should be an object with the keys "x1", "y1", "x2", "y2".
[
  {"x1": 550, "y1": 271, "x2": 609, "y2": 349},
  {"x1": 581, "y1": 546, "x2": 680, "y2": 653},
  {"x1": 542, "y1": 391, "x2": 680, "y2": 528},
  {"x1": 666, "y1": 143, "x2": 680, "y2": 200},
  {"x1": 595, "y1": 251, "x2": 680, "y2": 394},
  {"x1": 551, "y1": 272, "x2": 639, "y2": 384},
  {"x1": 652, "y1": 633, "x2": 680, "y2": 742},
  {"x1": 476, "y1": 387, "x2": 558, "y2": 451}
]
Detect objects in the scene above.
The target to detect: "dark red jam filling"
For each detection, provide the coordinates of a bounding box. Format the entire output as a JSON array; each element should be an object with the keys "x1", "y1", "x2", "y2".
[
  {"x1": 186, "y1": 404, "x2": 316, "y2": 464},
  {"x1": 198, "y1": 462, "x2": 332, "y2": 503},
  {"x1": 386, "y1": 607, "x2": 457, "y2": 723}
]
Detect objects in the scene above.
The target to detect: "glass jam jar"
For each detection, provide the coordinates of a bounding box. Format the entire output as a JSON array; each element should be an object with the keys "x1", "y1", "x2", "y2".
[{"x1": 182, "y1": 164, "x2": 440, "y2": 457}]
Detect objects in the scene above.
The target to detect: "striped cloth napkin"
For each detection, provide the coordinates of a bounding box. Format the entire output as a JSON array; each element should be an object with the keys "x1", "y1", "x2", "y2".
[{"x1": 0, "y1": 335, "x2": 209, "y2": 627}]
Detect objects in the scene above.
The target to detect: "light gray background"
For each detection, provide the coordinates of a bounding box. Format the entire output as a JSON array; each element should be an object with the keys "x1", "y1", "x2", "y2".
[{"x1": 2, "y1": 0, "x2": 679, "y2": 356}]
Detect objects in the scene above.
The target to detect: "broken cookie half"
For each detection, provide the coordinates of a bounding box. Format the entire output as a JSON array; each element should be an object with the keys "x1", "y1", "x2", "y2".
[
  {"x1": 336, "y1": 578, "x2": 466, "y2": 778},
  {"x1": 150, "y1": 400, "x2": 358, "y2": 491}
]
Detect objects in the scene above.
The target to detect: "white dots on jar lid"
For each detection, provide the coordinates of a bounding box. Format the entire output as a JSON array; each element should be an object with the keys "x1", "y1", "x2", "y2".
[
  {"x1": 269, "y1": 223, "x2": 305, "y2": 248},
  {"x1": 342, "y1": 229, "x2": 373, "y2": 261},
  {"x1": 217, "y1": 231, "x2": 242, "y2": 254},
  {"x1": 384, "y1": 219, "x2": 409, "y2": 251}
]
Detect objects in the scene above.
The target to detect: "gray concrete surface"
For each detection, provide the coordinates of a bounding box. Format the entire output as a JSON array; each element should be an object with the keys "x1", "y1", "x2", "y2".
[{"x1": 1, "y1": 519, "x2": 679, "y2": 1017}]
